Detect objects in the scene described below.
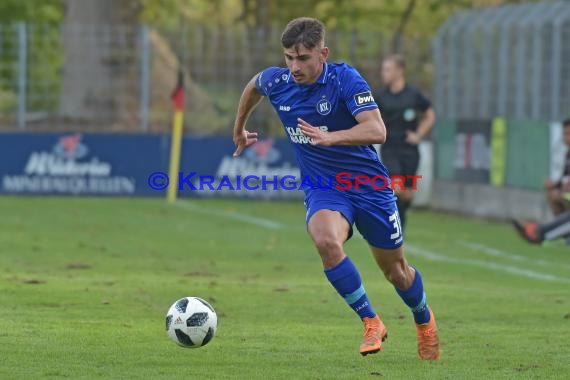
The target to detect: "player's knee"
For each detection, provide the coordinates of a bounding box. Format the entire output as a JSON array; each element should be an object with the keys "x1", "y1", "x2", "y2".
[
  {"x1": 313, "y1": 234, "x2": 345, "y2": 268},
  {"x1": 313, "y1": 234, "x2": 342, "y2": 254}
]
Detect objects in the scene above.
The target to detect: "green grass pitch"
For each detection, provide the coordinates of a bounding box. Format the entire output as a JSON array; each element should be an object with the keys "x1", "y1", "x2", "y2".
[{"x1": 0, "y1": 196, "x2": 569, "y2": 379}]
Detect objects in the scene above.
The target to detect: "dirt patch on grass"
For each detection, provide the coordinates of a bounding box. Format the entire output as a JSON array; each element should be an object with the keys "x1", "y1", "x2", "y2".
[
  {"x1": 274, "y1": 285, "x2": 290, "y2": 292},
  {"x1": 183, "y1": 270, "x2": 218, "y2": 278},
  {"x1": 66, "y1": 262, "x2": 92, "y2": 270},
  {"x1": 22, "y1": 279, "x2": 46, "y2": 285}
]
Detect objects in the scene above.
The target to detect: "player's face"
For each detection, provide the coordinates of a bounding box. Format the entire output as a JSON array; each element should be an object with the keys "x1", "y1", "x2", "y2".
[
  {"x1": 381, "y1": 60, "x2": 401, "y2": 86},
  {"x1": 283, "y1": 44, "x2": 328, "y2": 84},
  {"x1": 563, "y1": 126, "x2": 570, "y2": 146}
]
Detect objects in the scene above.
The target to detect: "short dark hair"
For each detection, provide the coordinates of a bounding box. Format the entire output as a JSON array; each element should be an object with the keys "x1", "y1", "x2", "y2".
[
  {"x1": 384, "y1": 54, "x2": 406, "y2": 70},
  {"x1": 563, "y1": 118, "x2": 570, "y2": 128},
  {"x1": 281, "y1": 17, "x2": 325, "y2": 49}
]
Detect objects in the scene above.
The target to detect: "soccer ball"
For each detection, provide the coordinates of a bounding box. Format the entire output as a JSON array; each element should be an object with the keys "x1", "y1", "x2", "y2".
[{"x1": 165, "y1": 296, "x2": 218, "y2": 348}]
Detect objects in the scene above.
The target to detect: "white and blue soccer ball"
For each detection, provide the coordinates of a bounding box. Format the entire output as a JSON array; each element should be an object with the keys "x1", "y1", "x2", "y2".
[{"x1": 165, "y1": 297, "x2": 218, "y2": 348}]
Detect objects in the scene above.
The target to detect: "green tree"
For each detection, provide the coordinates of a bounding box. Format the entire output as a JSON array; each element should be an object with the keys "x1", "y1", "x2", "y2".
[
  {"x1": 136, "y1": 0, "x2": 538, "y2": 42},
  {"x1": 0, "y1": 0, "x2": 62, "y2": 23},
  {"x1": 0, "y1": 0, "x2": 63, "y2": 118}
]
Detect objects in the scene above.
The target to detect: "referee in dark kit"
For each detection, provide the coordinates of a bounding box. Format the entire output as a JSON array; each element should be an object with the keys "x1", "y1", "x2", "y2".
[{"x1": 374, "y1": 54, "x2": 436, "y2": 231}]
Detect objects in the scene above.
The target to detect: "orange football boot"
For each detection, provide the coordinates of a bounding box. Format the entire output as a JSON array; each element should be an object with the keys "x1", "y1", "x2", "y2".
[
  {"x1": 416, "y1": 307, "x2": 440, "y2": 360},
  {"x1": 360, "y1": 315, "x2": 388, "y2": 356},
  {"x1": 512, "y1": 220, "x2": 542, "y2": 244}
]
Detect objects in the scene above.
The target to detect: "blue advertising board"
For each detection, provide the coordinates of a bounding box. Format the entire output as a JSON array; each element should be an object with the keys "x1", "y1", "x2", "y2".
[
  {"x1": 0, "y1": 133, "x2": 170, "y2": 196},
  {"x1": 180, "y1": 137, "x2": 302, "y2": 199},
  {"x1": 0, "y1": 133, "x2": 302, "y2": 199}
]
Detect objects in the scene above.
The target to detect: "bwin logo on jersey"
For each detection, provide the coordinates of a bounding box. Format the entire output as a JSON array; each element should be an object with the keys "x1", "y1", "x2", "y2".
[
  {"x1": 279, "y1": 105, "x2": 291, "y2": 111},
  {"x1": 354, "y1": 91, "x2": 375, "y2": 106},
  {"x1": 316, "y1": 98, "x2": 332, "y2": 115}
]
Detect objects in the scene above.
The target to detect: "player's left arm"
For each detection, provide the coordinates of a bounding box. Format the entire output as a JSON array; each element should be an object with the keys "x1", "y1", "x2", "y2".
[
  {"x1": 406, "y1": 107, "x2": 436, "y2": 145},
  {"x1": 297, "y1": 109, "x2": 386, "y2": 146},
  {"x1": 406, "y1": 90, "x2": 436, "y2": 145}
]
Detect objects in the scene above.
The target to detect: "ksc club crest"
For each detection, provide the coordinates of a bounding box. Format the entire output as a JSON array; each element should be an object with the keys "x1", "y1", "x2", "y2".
[{"x1": 316, "y1": 97, "x2": 332, "y2": 115}]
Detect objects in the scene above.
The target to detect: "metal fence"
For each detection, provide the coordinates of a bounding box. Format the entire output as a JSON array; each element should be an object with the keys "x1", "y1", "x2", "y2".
[
  {"x1": 0, "y1": 23, "x2": 145, "y2": 133},
  {"x1": 0, "y1": 23, "x2": 431, "y2": 135},
  {"x1": 432, "y1": 1, "x2": 570, "y2": 122},
  {"x1": 4, "y1": 3, "x2": 570, "y2": 135}
]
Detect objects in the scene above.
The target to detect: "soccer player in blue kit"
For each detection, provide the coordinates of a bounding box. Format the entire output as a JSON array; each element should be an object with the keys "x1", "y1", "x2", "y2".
[{"x1": 232, "y1": 17, "x2": 440, "y2": 360}]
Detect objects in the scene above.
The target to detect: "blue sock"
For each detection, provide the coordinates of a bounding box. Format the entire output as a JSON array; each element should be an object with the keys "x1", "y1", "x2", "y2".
[
  {"x1": 395, "y1": 267, "x2": 430, "y2": 324},
  {"x1": 324, "y1": 256, "x2": 376, "y2": 319}
]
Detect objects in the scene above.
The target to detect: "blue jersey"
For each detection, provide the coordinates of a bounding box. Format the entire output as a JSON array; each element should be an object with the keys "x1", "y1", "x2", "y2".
[{"x1": 256, "y1": 62, "x2": 394, "y2": 201}]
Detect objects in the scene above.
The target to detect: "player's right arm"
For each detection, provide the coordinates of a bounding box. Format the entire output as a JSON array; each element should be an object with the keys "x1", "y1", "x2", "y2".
[{"x1": 232, "y1": 74, "x2": 262, "y2": 157}]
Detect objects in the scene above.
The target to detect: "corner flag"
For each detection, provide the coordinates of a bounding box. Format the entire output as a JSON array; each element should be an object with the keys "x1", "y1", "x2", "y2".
[{"x1": 167, "y1": 69, "x2": 185, "y2": 203}]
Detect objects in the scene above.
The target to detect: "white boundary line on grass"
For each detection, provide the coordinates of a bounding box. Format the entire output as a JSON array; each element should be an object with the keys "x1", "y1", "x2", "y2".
[
  {"x1": 457, "y1": 240, "x2": 527, "y2": 262},
  {"x1": 457, "y1": 240, "x2": 570, "y2": 271},
  {"x1": 174, "y1": 201, "x2": 284, "y2": 230},
  {"x1": 406, "y1": 243, "x2": 570, "y2": 284},
  {"x1": 173, "y1": 202, "x2": 568, "y2": 283}
]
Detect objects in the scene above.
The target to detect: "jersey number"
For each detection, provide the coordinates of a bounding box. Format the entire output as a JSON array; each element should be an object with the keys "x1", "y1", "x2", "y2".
[{"x1": 389, "y1": 211, "x2": 402, "y2": 242}]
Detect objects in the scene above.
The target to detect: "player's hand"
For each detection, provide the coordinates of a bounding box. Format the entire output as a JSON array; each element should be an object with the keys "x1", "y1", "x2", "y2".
[
  {"x1": 298, "y1": 118, "x2": 332, "y2": 146},
  {"x1": 233, "y1": 129, "x2": 258, "y2": 157},
  {"x1": 544, "y1": 178, "x2": 555, "y2": 190},
  {"x1": 405, "y1": 130, "x2": 421, "y2": 145}
]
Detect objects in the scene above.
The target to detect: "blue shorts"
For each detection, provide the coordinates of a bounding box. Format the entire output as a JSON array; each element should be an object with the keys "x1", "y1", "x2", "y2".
[{"x1": 304, "y1": 189, "x2": 403, "y2": 250}]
